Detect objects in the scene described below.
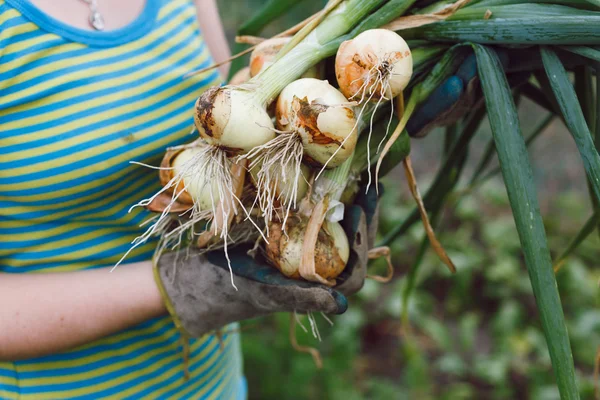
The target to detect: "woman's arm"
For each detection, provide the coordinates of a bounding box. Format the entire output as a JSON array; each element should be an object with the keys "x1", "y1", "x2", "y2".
[
  {"x1": 194, "y1": 0, "x2": 231, "y2": 78},
  {"x1": 0, "y1": 261, "x2": 166, "y2": 361}
]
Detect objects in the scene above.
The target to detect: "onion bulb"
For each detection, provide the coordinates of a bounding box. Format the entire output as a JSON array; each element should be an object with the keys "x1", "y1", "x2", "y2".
[
  {"x1": 229, "y1": 67, "x2": 251, "y2": 85},
  {"x1": 276, "y1": 78, "x2": 357, "y2": 168},
  {"x1": 248, "y1": 161, "x2": 310, "y2": 209},
  {"x1": 335, "y1": 29, "x2": 413, "y2": 102},
  {"x1": 170, "y1": 146, "x2": 222, "y2": 210},
  {"x1": 265, "y1": 217, "x2": 349, "y2": 281},
  {"x1": 194, "y1": 87, "x2": 276, "y2": 154},
  {"x1": 250, "y1": 38, "x2": 292, "y2": 77},
  {"x1": 250, "y1": 37, "x2": 322, "y2": 79}
]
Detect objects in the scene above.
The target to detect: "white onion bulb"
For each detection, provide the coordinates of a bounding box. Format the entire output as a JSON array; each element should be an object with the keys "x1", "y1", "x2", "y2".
[
  {"x1": 335, "y1": 29, "x2": 413, "y2": 102},
  {"x1": 194, "y1": 87, "x2": 276, "y2": 154},
  {"x1": 171, "y1": 147, "x2": 221, "y2": 210},
  {"x1": 266, "y1": 217, "x2": 349, "y2": 280},
  {"x1": 250, "y1": 37, "x2": 322, "y2": 79},
  {"x1": 276, "y1": 78, "x2": 357, "y2": 168}
]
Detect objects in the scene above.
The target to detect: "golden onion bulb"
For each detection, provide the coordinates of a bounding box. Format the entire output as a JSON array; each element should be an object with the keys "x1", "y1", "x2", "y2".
[
  {"x1": 276, "y1": 78, "x2": 357, "y2": 168},
  {"x1": 171, "y1": 146, "x2": 221, "y2": 210},
  {"x1": 335, "y1": 29, "x2": 413, "y2": 102},
  {"x1": 250, "y1": 37, "x2": 322, "y2": 79},
  {"x1": 265, "y1": 217, "x2": 350, "y2": 281}
]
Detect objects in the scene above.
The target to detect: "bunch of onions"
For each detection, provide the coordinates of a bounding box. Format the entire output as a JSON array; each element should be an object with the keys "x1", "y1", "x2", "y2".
[
  {"x1": 157, "y1": 29, "x2": 412, "y2": 284},
  {"x1": 117, "y1": 0, "x2": 467, "y2": 302},
  {"x1": 130, "y1": 1, "x2": 414, "y2": 285}
]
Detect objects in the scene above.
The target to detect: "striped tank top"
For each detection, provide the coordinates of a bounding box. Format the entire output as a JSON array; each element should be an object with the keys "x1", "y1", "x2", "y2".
[{"x1": 0, "y1": 0, "x2": 245, "y2": 398}]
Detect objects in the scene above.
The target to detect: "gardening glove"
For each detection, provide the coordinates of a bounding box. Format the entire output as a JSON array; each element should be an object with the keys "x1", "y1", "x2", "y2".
[
  {"x1": 406, "y1": 52, "x2": 481, "y2": 138},
  {"x1": 335, "y1": 183, "x2": 382, "y2": 295},
  {"x1": 154, "y1": 184, "x2": 381, "y2": 338},
  {"x1": 406, "y1": 48, "x2": 523, "y2": 138}
]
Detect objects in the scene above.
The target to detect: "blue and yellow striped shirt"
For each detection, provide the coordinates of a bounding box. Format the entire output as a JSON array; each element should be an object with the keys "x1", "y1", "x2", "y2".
[{"x1": 0, "y1": 0, "x2": 245, "y2": 398}]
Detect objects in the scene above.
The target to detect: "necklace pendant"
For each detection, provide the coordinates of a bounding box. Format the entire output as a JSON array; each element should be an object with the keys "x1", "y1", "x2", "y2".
[{"x1": 89, "y1": 11, "x2": 105, "y2": 31}]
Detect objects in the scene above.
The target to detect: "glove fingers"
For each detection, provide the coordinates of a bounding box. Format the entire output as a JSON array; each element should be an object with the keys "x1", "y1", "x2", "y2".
[
  {"x1": 353, "y1": 184, "x2": 381, "y2": 227},
  {"x1": 275, "y1": 286, "x2": 348, "y2": 315},
  {"x1": 353, "y1": 185, "x2": 381, "y2": 248},
  {"x1": 158, "y1": 250, "x2": 347, "y2": 337},
  {"x1": 407, "y1": 75, "x2": 464, "y2": 137},
  {"x1": 456, "y1": 53, "x2": 478, "y2": 85},
  {"x1": 204, "y1": 246, "x2": 349, "y2": 315},
  {"x1": 337, "y1": 205, "x2": 369, "y2": 296},
  {"x1": 205, "y1": 245, "x2": 344, "y2": 290},
  {"x1": 205, "y1": 245, "x2": 299, "y2": 286},
  {"x1": 205, "y1": 248, "x2": 349, "y2": 314}
]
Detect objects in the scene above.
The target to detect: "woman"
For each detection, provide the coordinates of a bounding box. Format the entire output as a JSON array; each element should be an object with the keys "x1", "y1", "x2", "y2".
[
  {"x1": 0, "y1": 0, "x2": 365, "y2": 396},
  {"x1": 0, "y1": 0, "x2": 246, "y2": 397}
]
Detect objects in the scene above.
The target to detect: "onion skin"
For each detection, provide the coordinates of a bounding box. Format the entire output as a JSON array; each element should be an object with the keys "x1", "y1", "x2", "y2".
[
  {"x1": 335, "y1": 29, "x2": 413, "y2": 101},
  {"x1": 159, "y1": 147, "x2": 194, "y2": 205},
  {"x1": 194, "y1": 87, "x2": 275, "y2": 155},
  {"x1": 276, "y1": 78, "x2": 357, "y2": 168},
  {"x1": 146, "y1": 148, "x2": 191, "y2": 213},
  {"x1": 250, "y1": 37, "x2": 292, "y2": 77},
  {"x1": 265, "y1": 217, "x2": 349, "y2": 281},
  {"x1": 229, "y1": 67, "x2": 251, "y2": 85},
  {"x1": 145, "y1": 191, "x2": 190, "y2": 214}
]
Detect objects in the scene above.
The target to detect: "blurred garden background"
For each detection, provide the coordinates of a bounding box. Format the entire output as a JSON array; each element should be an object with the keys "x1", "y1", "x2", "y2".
[{"x1": 215, "y1": 1, "x2": 600, "y2": 399}]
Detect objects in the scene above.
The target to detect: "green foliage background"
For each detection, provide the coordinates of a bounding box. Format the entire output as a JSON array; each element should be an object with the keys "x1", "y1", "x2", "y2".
[{"x1": 216, "y1": 2, "x2": 600, "y2": 398}]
